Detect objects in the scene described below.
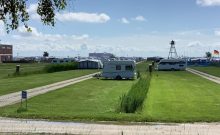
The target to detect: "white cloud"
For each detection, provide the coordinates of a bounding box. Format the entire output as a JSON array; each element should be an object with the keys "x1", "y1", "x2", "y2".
[
  {"x1": 0, "y1": 21, "x2": 5, "y2": 36},
  {"x1": 27, "y1": 3, "x2": 38, "y2": 13},
  {"x1": 17, "y1": 26, "x2": 41, "y2": 37},
  {"x1": 197, "y1": 0, "x2": 220, "y2": 6},
  {"x1": 56, "y1": 12, "x2": 110, "y2": 23},
  {"x1": 214, "y1": 30, "x2": 220, "y2": 36},
  {"x1": 134, "y1": 15, "x2": 146, "y2": 22},
  {"x1": 120, "y1": 17, "x2": 130, "y2": 24},
  {"x1": 27, "y1": 3, "x2": 111, "y2": 24},
  {"x1": 27, "y1": 3, "x2": 41, "y2": 20},
  {"x1": 4, "y1": 26, "x2": 219, "y2": 57},
  {"x1": 187, "y1": 41, "x2": 202, "y2": 48}
]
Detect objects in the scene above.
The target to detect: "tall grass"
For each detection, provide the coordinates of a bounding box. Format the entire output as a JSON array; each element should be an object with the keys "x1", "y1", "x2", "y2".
[
  {"x1": 118, "y1": 73, "x2": 151, "y2": 113},
  {"x1": 43, "y1": 62, "x2": 78, "y2": 73}
]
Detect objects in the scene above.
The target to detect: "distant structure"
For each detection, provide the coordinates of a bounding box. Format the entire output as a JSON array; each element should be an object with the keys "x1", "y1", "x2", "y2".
[
  {"x1": 78, "y1": 59, "x2": 103, "y2": 69},
  {"x1": 168, "y1": 40, "x2": 178, "y2": 59},
  {"x1": 89, "y1": 52, "x2": 114, "y2": 62},
  {"x1": 0, "y1": 44, "x2": 13, "y2": 63}
]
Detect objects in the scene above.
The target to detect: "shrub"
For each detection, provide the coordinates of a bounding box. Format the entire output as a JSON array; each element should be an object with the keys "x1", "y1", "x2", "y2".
[
  {"x1": 210, "y1": 62, "x2": 220, "y2": 67},
  {"x1": 44, "y1": 62, "x2": 78, "y2": 73},
  {"x1": 118, "y1": 73, "x2": 151, "y2": 113}
]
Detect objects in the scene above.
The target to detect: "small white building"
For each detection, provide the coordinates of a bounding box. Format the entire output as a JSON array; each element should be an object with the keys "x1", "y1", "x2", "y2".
[
  {"x1": 102, "y1": 60, "x2": 136, "y2": 79},
  {"x1": 157, "y1": 59, "x2": 187, "y2": 71}
]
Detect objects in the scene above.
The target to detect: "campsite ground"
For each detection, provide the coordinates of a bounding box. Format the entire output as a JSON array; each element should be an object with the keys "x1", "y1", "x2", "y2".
[
  {"x1": 0, "y1": 63, "x2": 49, "y2": 79},
  {"x1": 0, "y1": 62, "x2": 98, "y2": 96},
  {"x1": 142, "y1": 71, "x2": 220, "y2": 122},
  {"x1": 1, "y1": 62, "x2": 220, "y2": 122},
  {"x1": 191, "y1": 66, "x2": 220, "y2": 77}
]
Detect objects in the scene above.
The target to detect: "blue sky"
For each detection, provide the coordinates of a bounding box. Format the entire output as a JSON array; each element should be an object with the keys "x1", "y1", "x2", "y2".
[{"x1": 1, "y1": 0, "x2": 220, "y2": 57}]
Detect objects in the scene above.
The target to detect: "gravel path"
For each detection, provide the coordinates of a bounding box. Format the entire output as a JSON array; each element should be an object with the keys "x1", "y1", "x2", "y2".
[
  {"x1": 0, "y1": 72, "x2": 99, "y2": 107},
  {"x1": 186, "y1": 68, "x2": 220, "y2": 84},
  {"x1": 0, "y1": 117, "x2": 220, "y2": 135}
]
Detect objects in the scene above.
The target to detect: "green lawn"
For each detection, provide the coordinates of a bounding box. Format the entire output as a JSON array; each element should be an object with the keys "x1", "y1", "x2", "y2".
[
  {"x1": 0, "y1": 78, "x2": 138, "y2": 121},
  {"x1": 0, "y1": 62, "x2": 148, "y2": 121},
  {"x1": 142, "y1": 71, "x2": 220, "y2": 122},
  {"x1": 0, "y1": 69, "x2": 98, "y2": 96},
  {"x1": 191, "y1": 66, "x2": 220, "y2": 77},
  {"x1": 1, "y1": 62, "x2": 220, "y2": 122},
  {"x1": 0, "y1": 63, "x2": 49, "y2": 79}
]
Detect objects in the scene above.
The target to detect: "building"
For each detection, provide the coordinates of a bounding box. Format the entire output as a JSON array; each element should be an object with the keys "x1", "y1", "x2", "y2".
[
  {"x1": 79, "y1": 59, "x2": 103, "y2": 69},
  {"x1": 0, "y1": 44, "x2": 13, "y2": 63},
  {"x1": 89, "y1": 52, "x2": 115, "y2": 62}
]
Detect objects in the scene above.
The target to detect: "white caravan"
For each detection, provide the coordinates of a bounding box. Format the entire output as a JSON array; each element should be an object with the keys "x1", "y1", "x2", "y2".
[
  {"x1": 157, "y1": 59, "x2": 187, "y2": 71},
  {"x1": 102, "y1": 60, "x2": 136, "y2": 79}
]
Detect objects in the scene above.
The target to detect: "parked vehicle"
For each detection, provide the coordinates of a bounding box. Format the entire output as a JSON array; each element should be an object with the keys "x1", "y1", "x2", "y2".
[
  {"x1": 102, "y1": 60, "x2": 136, "y2": 79},
  {"x1": 157, "y1": 59, "x2": 187, "y2": 71},
  {"x1": 78, "y1": 59, "x2": 103, "y2": 69}
]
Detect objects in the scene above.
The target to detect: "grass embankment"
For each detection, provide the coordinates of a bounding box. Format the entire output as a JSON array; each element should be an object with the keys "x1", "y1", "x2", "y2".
[
  {"x1": 191, "y1": 66, "x2": 220, "y2": 77},
  {"x1": 142, "y1": 71, "x2": 220, "y2": 122},
  {"x1": 0, "y1": 69, "x2": 98, "y2": 96}
]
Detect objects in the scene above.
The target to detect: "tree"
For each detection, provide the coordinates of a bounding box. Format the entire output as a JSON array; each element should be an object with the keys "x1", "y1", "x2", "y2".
[
  {"x1": 43, "y1": 51, "x2": 49, "y2": 57},
  {"x1": 205, "y1": 52, "x2": 212, "y2": 59},
  {"x1": 0, "y1": 0, "x2": 67, "y2": 33}
]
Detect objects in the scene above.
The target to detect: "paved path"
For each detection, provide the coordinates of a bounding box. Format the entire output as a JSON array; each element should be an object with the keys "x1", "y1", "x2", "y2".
[
  {"x1": 0, "y1": 117, "x2": 220, "y2": 135},
  {"x1": 186, "y1": 68, "x2": 220, "y2": 84},
  {"x1": 0, "y1": 72, "x2": 99, "y2": 107}
]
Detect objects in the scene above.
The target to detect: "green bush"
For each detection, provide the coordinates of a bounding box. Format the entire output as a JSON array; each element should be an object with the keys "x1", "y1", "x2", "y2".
[
  {"x1": 44, "y1": 62, "x2": 78, "y2": 73},
  {"x1": 118, "y1": 73, "x2": 151, "y2": 113},
  {"x1": 210, "y1": 62, "x2": 220, "y2": 67}
]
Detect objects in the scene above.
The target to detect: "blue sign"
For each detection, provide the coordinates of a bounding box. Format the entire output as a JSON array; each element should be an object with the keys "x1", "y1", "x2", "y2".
[{"x1": 21, "y1": 91, "x2": 27, "y2": 99}]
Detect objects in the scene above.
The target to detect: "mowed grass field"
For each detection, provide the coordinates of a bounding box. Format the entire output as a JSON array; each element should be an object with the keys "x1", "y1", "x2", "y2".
[
  {"x1": 142, "y1": 71, "x2": 220, "y2": 122},
  {"x1": 0, "y1": 78, "x2": 138, "y2": 121},
  {"x1": 191, "y1": 66, "x2": 220, "y2": 77},
  {"x1": 0, "y1": 63, "x2": 49, "y2": 79},
  {"x1": 0, "y1": 69, "x2": 98, "y2": 96},
  {"x1": 0, "y1": 62, "x2": 148, "y2": 121},
  {"x1": 1, "y1": 62, "x2": 220, "y2": 122}
]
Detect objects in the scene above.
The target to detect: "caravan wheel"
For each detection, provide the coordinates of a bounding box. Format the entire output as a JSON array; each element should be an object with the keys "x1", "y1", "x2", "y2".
[{"x1": 115, "y1": 75, "x2": 122, "y2": 80}]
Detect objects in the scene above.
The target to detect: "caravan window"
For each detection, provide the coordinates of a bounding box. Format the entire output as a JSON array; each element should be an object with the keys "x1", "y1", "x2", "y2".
[
  {"x1": 116, "y1": 65, "x2": 121, "y2": 70},
  {"x1": 125, "y1": 65, "x2": 133, "y2": 71}
]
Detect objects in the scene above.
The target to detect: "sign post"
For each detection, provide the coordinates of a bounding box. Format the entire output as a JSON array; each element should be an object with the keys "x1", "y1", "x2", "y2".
[{"x1": 21, "y1": 91, "x2": 27, "y2": 110}]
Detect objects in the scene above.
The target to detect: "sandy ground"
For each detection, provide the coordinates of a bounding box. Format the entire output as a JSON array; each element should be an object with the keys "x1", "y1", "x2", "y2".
[{"x1": 0, "y1": 117, "x2": 220, "y2": 135}]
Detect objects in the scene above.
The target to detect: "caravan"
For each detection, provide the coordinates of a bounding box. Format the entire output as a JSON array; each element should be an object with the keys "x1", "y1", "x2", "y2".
[
  {"x1": 102, "y1": 60, "x2": 136, "y2": 79},
  {"x1": 157, "y1": 59, "x2": 187, "y2": 71}
]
